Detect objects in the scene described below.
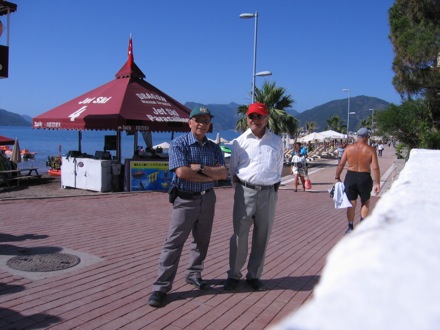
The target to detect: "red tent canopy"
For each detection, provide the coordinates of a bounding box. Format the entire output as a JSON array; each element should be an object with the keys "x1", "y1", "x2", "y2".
[
  {"x1": 33, "y1": 37, "x2": 191, "y2": 133},
  {"x1": 0, "y1": 135, "x2": 15, "y2": 145}
]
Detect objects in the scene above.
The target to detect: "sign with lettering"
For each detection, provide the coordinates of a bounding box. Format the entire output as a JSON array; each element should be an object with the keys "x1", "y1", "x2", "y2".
[{"x1": 129, "y1": 161, "x2": 171, "y2": 191}]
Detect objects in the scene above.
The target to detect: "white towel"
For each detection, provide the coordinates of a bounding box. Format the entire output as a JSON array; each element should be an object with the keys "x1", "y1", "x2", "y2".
[{"x1": 329, "y1": 182, "x2": 353, "y2": 209}]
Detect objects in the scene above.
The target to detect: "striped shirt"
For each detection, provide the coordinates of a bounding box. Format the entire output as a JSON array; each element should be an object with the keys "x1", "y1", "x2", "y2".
[{"x1": 169, "y1": 132, "x2": 226, "y2": 192}]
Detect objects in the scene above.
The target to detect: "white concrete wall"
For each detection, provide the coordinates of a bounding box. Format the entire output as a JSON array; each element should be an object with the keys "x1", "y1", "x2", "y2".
[{"x1": 271, "y1": 149, "x2": 440, "y2": 330}]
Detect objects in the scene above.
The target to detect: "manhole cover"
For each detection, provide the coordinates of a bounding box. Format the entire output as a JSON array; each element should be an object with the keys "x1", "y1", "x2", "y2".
[{"x1": 7, "y1": 253, "x2": 81, "y2": 272}]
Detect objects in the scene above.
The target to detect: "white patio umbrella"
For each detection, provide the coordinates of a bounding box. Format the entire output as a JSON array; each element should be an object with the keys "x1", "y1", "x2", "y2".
[
  {"x1": 10, "y1": 138, "x2": 22, "y2": 164},
  {"x1": 299, "y1": 132, "x2": 326, "y2": 143},
  {"x1": 152, "y1": 142, "x2": 170, "y2": 149},
  {"x1": 319, "y1": 130, "x2": 346, "y2": 139}
]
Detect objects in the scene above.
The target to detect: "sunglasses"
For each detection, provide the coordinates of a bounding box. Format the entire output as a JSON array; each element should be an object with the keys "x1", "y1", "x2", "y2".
[
  {"x1": 192, "y1": 117, "x2": 211, "y2": 124},
  {"x1": 248, "y1": 114, "x2": 266, "y2": 120}
]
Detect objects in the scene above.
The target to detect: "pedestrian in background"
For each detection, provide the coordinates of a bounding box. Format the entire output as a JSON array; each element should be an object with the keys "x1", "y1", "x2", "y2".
[
  {"x1": 335, "y1": 127, "x2": 380, "y2": 234},
  {"x1": 224, "y1": 102, "x2": 283, "y2": 292},
  {"x1": 337, "y1": 143, "x2": 345, "y2": 164},
  {"x1": 291, "y1": 142, "x2": 308, "y2": 192},
  {"x1": 148, "y1": 107, "x2": 227, "y2": 308},
  {"x1": 377, "y1": 142, "x2": 384, "y2": 157}
]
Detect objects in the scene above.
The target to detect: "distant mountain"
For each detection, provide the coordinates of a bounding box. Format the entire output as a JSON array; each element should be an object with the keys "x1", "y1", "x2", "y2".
[
  {"x1": 1, "y1": 96, "x2": 391, "y2": 132},
  {"x1": 0, "y1": 109, "x2": 31, "y2": 126},
  {"x1": 286, "y1": 109, "x2": 300, "y2": 117},
  {"x1": 185, "y1": 96, "x2": 389, "y2": 132},
  {"x1": 21, "y1": 114, "x2": 33, "y2": 123},
  {"x1": 295, "y1": 96, "x2": 390, "y2": 131},
  {"x1": 185, "y1": 102, "x2": 241, "y2": 131}
]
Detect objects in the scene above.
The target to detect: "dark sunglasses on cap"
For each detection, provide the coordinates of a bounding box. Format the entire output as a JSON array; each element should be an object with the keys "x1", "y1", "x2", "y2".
[
  {"x1": 192, "y1": 117, "x2": 211, "y2": 124},
  {"x1": 248, "y1": 114, "x2": 266, "y2": 120}
]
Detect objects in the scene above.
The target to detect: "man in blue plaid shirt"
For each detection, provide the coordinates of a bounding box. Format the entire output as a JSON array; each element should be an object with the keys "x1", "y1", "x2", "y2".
[{"x1": 148, "y1": 107, "x2": 227, "y2": 308}]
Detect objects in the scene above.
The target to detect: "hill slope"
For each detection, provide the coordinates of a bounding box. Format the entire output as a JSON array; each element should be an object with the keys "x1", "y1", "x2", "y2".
[
  {"x1": 295, "y1": 96, "x2": 390, "y2": 131},
  {"x1": 0, "y1": 109, "x2": 31, "y2": 126}
]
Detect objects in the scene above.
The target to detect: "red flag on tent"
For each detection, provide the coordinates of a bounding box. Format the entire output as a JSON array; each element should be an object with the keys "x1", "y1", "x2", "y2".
[{"x1": 128, "y1": 34, "x2": 133, "y2": 66}]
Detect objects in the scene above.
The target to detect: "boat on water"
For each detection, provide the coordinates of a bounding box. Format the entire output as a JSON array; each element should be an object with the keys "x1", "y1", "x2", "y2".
[
  {"x1": 21, "y1": 149, "x2": 37, "y2": 160},
  {"x1": 0, "y1": 145, "x2": 12, "y2": 158},
  {"x1": 48, "y1": 168, "x2": 61, "y2": 176},
  {"x1": 0, "y1": 146, "x2": 37, "y2": 161}
]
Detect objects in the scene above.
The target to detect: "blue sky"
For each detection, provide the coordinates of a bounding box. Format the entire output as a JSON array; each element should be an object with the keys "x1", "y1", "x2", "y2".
[{"x1": 0, "y1": 0, "x2": 400, "y2": 118}]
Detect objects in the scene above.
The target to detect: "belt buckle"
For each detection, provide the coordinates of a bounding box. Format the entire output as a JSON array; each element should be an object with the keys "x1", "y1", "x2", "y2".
[
  {"x1": 200, "y1": 190, "x2": 206, "y2": 195},
  {"x1": 255, "y1": 185, "x2": 262, "y2": 191}
]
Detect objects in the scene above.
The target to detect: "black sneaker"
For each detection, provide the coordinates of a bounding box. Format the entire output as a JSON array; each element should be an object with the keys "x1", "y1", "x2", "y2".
[
  {"x1": 148, "y1": 291, "x2": 166, "y2": 308},
  {"x1": 345, "y1": 224, "x2": 354, "y2": 234}
]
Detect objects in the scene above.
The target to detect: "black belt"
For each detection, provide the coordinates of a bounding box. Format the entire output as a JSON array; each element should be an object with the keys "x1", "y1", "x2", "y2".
[
  {"x1": 177, "y1": 189, "x2": 212, "y2": 199},
  {"x1": 192, "y1": 189, "x2": 211, "y2": 196},
  {"x1": 238, "y1": 180, "x2": 274, "y2": 191}
]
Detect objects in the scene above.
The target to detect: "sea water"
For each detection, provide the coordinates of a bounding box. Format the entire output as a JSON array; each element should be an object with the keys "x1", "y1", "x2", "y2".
[{"x1": 0, "y1": 126, "x2": 240, "y2": 174}]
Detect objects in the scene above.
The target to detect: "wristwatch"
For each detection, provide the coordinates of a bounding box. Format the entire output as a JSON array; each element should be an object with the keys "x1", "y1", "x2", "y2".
[{"x1": 198, "y1": 164, "x2": 205, "y2": 174}]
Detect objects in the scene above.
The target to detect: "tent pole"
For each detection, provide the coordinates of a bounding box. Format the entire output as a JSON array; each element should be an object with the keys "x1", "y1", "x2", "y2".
[
  {"x1": 78, "y1": 131, "x2": 82, "y2": 153},
  {"x1": 134, "y1": 131, "x2": 139, "y2": 155},
  {"x1": 116, "y1": 131, "x2": 121, "y2": 160}
]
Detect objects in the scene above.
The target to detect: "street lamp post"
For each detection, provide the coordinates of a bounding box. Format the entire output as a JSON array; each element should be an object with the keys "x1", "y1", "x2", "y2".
[
  {"x1": 240, "y1": 11, "x2": 271, "y2": 102},
  {"x1": 369, "y1": 108, "x2": 375, "y2": 136},
  {"x1": 342, "y1": 88, "x2": 351, "y2": 139}
]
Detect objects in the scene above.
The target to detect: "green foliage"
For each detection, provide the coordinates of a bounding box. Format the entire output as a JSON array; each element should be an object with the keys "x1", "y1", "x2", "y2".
[
  {"x1": 389, "y1": 0, "x2": 440, "y2": 128},
  {"x1": 305, "y1": 121, "x2": 317, "y2": 133},
  {"x1": 326, "y1": 115, "x2": 344, "y2": 132},
  {"x1": 395, "y1": 143, "x2": 409, "y2": 160},
  {"x1": 235, "y1": 81, "x2": 298, "y2": 135},
  {"x1": 420, "y1": 129, "x2": 440, "y2": 149},
  {"x1": 376, "y1": 99, "x2": 440, "y2": 150}
]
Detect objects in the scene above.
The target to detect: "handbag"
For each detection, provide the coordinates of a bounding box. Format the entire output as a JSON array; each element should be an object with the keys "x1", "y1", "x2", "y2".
[{"x1": 305, "y1": 177, "x2": 312, "y2": 189}]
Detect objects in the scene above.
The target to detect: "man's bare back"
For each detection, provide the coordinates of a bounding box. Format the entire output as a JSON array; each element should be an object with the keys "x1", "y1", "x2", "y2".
[
  {"x1": 335, "y1": 137, "x2": 380, "y2": 195},
  {"x1": 344, "y1": 141, "x2": 376, "y2": 173}
]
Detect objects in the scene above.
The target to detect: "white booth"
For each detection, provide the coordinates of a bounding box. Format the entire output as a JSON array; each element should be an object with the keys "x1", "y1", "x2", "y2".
[{"x1": 61, "y1": 156, "x2": 119, "y2": 192}]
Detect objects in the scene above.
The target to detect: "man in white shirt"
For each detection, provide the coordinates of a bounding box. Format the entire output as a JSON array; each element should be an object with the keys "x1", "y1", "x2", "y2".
[{"x1": 224, "y1": 102, "x2": 284, "y2": 291}]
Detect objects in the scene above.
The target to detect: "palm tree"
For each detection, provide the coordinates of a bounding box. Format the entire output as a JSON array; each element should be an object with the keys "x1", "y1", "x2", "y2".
[
  {"x1": 235, "y1": 81, "x2": 297, "y2": 136},
  {"x1": 305, "y1": 121, "x2": 317, "y2": 134},
  {"x1": 326, "y1": 115, "x2": 344, "y2": 132},
  {"x1": 358, "y1": 118, "x2": 371, "y2": 131}
]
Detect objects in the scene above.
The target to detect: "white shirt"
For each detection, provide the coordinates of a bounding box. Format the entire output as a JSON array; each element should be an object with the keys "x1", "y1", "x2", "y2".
[{"x1": 229, "y1": 128, "x2": 284, "y2": 186}]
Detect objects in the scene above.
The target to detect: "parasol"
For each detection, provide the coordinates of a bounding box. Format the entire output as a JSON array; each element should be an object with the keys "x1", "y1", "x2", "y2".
[
  {"x1": 0, "y1": 135, "x2": 15, "y2": 145},
  {"x1": 10, "y1": 138, "x2": 21, "y2": 163},
  {"x1": 32, "y1": 36, "x2": 193, "y2": 160},
  {"x1": 299, "y1": 132, "x2": 326, "y2": 143}
]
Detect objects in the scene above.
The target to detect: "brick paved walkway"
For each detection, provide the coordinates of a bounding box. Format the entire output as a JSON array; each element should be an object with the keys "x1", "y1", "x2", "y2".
[{"x1": 0, "y1": 146, "x2": 397, "y2": 329}]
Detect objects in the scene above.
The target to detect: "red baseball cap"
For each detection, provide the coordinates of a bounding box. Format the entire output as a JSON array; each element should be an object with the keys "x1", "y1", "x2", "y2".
[{"x1": 246, "y1": 102, "x2": 268, "y2": 116}]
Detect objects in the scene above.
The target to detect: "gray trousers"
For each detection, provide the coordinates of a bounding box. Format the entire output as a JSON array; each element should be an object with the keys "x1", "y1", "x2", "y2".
[
  {"x1": 152, "y1": 190, "x2": 216, "y2": 293},
  {"x1": 228, "y1": 184, "x2": 278, "y2": 280}
]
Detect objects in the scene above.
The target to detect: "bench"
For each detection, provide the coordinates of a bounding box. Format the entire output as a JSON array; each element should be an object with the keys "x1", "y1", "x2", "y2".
[{"x1": 0, "y1": 168, "x2": 41, "y2": 187}]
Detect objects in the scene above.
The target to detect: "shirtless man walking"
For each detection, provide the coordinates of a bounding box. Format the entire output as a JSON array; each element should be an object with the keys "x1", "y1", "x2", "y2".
[{"x1": 335, "y1": 127, "x2": 380, "y2": 233}]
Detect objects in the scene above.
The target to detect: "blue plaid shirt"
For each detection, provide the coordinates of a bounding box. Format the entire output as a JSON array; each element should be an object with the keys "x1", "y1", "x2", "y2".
[{"x1": 169, "y1": 132, "x2": 226, "y2": 192}]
